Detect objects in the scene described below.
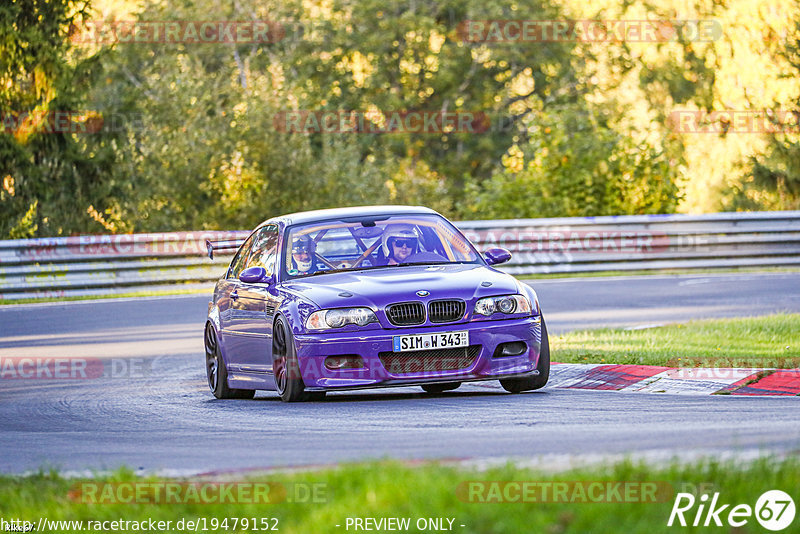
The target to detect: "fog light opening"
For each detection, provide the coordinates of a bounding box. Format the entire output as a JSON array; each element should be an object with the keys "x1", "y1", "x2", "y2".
[
  {"x1": 324, "y1": 355, "x2": 365, "y2": 370},
  {"x1": 493, "y1": 341, "x2": 527, "y2": 358}
]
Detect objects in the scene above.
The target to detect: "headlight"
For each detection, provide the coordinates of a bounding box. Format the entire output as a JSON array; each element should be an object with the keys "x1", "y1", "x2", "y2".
[
  {"x1": 306, "y1": 308, "x2": 378, "y2": 330},
  {"x1": 473, "y1": 294, "x2": 532, "y2": 317}
]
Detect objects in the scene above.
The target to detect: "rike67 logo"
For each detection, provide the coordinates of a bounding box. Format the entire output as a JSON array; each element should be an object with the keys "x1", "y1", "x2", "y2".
[{"x1": 668, "y1": 490, "x2": 795, "y2": 531}]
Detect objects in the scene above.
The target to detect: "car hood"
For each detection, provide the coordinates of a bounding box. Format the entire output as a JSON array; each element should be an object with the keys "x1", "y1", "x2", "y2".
[{"x1": 280, "y1": 263, "x2": 519, "y2": 309}]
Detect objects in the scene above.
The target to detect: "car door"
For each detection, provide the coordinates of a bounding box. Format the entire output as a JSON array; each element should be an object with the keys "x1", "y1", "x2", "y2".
[
  {"x1": 226, "y1": 225, "x2": 280, "y2": 373},
  {"x1": 217, "y1": 231, "x2": 257, "y2": 364}
]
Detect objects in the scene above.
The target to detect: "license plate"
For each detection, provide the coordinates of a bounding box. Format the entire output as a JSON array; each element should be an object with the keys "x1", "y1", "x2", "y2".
[{"x1": 393, "y1": 331, "x2": 469, "y2": 352}]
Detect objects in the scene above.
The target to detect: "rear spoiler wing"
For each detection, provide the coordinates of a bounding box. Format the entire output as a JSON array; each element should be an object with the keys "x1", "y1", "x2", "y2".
[{"x1": 205, "y1": 239, "x2": 244, "y2": 260}]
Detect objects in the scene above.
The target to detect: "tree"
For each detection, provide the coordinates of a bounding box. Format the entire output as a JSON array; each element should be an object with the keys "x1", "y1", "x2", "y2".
[
  {"x1": 466, "y1": 104, "x2": 683, "y2": 218},
  {"x1": 281, "y1": 0, "x2": 583, "y2": 216},
  {"x1": 744, "y1": 19, "x2": 800, "y2": 210},
  {"x1": 0, "y1": 0, "x2": 128, "y2": 237},
  {"x1": 85, "y1": 0, "x2": 400, "y2": 231}
]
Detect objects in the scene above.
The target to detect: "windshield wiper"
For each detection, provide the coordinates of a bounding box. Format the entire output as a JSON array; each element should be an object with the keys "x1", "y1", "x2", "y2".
[
  {"x1": 294, "y1": 261, "x2": 472, "y2": 279},
  {"x1": 302, "y1": 268, "x2": 349, "y2": 277},
  {"x1": 299, "y1": 264, "x2": 385, "y2": 278}
]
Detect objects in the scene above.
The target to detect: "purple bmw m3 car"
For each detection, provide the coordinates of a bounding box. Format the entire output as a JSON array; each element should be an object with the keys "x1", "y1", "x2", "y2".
[{"x1": 204, "y1": 206, "x2": 549, "y2": 402}]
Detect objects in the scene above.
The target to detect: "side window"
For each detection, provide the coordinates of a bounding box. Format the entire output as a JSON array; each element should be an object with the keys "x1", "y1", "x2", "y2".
[
  {"x1": 245, "y1": 225, "x2": 279, "y2": 277},
  {"x1": 227, "y1": 233, "x2": 256, "y2": 280}
]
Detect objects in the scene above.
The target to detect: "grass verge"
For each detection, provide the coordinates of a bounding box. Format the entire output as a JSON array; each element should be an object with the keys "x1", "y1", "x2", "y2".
[
  {"x1": 552, "y1": 314, "x2": 800, "y2": 367},
  {"x1": 0, "y1": 457, "x2": 797, "y2": 533}
]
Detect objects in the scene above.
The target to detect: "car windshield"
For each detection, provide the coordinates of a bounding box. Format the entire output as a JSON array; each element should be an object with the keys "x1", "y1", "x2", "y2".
[{"x1": 282, "y1": 214, "x2": 482, "y2": 279}]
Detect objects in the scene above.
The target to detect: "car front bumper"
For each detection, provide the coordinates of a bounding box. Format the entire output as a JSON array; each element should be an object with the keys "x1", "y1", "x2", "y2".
[{"x1": 293, "y1": 316, "x2": 543, "y2": 390}]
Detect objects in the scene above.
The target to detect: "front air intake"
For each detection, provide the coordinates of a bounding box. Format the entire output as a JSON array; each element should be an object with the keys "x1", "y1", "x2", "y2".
[{"x1": 379, "y1": 345, "x2": 481, "y2": 374}]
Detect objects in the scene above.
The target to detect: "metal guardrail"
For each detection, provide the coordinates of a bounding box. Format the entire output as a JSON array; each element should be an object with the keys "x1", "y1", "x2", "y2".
[
  {"x1": 459, "y1": 210, "x2": 800, "y2": 275},
  {"x1": 1, "y1": 211, "x2": 799, "y2": 300},
  {"x1": 0, "y1": 231, "x2": 249, "y2": 301}
]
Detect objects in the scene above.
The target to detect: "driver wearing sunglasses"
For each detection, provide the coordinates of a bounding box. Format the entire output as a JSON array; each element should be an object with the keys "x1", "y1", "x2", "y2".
[{"x1": 381, "y1": 224, "x2": 420, "y2": 265}]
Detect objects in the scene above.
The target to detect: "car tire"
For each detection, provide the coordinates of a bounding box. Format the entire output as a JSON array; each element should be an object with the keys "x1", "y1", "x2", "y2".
[
  {"x1": 500, "y1": 316, "x2": 550, "y2": 393},
  {"x1": 205, "y1": 323, "x2": 255, "y2": 400},
  {"x1": 272, "y1": 316, "x2": 315, "y2": 402},
  {"x1": 421, "y1": 382, "x2": 461, "y2": 394}
]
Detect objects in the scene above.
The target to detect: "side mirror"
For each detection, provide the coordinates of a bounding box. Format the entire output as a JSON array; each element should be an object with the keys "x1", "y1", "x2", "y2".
[
  {"x1": 239, "y1": 266, "x2": 272, "y2": 284},
  {"x1": 484, "y1": 247, "x2": 512, "y2": 266}
]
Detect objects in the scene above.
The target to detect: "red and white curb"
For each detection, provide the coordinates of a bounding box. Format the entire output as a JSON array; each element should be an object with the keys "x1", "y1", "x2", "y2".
[{"x1": 549, "y1": 364, "x2": 800, "y2": 396}]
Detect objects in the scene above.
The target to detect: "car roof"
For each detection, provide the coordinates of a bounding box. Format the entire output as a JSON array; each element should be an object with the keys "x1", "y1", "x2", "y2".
[{"x1": 263, "y1": 205, "x2": 440, "y2": 227}]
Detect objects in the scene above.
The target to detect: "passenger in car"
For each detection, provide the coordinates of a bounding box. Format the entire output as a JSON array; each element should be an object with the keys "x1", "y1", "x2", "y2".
[{"x1": 290, "y1": 235, "x2": 320, "y2": 275}]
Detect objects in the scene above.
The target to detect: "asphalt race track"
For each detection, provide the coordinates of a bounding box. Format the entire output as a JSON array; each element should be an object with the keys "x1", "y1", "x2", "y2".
[{"x1": 1, "y1": 272, "x2": 799, "y2": 474}]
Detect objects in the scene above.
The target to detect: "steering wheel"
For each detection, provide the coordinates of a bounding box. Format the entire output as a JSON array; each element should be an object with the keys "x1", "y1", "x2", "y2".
[{"x1": 401, "y1": 251, "x2": 448, "y2": 264}]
